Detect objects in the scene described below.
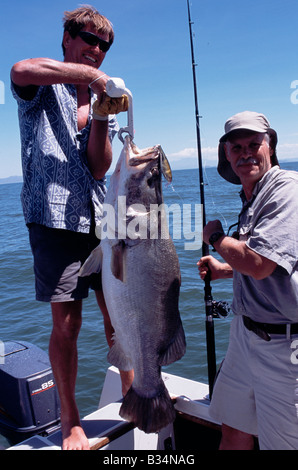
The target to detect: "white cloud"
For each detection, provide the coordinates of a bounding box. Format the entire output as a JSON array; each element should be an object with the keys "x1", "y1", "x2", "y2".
[
  {"x1": 168, "y1": 147, "x2": 197, "y2": 160},
  {"x1": 168, "y1": 142, "x2": 298, "y2": 170},
  {"x1": 278, "y1": 143, "x2": 298, "y2": 161},
  {"x1": 168, "y1": 146, "x2": 218, "y2": 168}
]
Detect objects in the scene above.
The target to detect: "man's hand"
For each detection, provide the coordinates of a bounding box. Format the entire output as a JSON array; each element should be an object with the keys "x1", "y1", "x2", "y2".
[
  {"x1": 92, "y1": 94, "x2": 129, "y2": 120},
  {"x1": 197, "y1": 256, "x2": 233, "y2": 281}
]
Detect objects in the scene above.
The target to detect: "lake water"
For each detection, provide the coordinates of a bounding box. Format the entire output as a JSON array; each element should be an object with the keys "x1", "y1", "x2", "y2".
[{"x1": 0, "y1": 161, "x2": 297, "y2": 447}]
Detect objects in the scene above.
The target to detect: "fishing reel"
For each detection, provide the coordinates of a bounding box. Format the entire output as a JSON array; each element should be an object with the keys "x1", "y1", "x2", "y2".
[{"x1": 211, "y1": 300, "x2": 231, "y2": 319}]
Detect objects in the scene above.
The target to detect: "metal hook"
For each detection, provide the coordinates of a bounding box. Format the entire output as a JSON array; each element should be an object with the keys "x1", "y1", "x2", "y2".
[
  {"x1": 105, "y1": 78, "x2": 134, "y2": 143},
  {"x1": 118, "y1": 88, "x2": 134, "y2": 143}
]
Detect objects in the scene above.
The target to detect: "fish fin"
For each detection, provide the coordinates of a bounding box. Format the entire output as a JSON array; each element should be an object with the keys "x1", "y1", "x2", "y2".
[
  {"x1": 157, "y1": 145, "x2": 172, "y2": 183},
  {"x1": 159, "y1": 320, "x2": 186, "y2": 366},
  {"x1": 111, "y1": 241, "x2": 127, "y2": 282},
  {"x1": 107, "y1": 340, "x2": 133, "y2": 371},
  {"x1": 119, "y1": 382, "x2": 176, "y2": 434},
  {"x1": 79, "y1": 244, "x2": 102, "y2": 277}
]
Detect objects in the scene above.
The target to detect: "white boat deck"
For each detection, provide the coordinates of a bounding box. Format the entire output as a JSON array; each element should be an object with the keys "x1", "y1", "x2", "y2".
[{"x1": 7, "y1": 367, "x2": 218, "y2": 450}]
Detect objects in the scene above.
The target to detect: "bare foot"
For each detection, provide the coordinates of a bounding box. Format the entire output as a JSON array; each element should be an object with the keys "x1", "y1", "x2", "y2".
[{"x1": 62, "y1": 424, "x2": 90, "y2": 450}]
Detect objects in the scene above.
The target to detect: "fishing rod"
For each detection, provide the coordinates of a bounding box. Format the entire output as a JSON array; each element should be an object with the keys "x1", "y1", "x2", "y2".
[{"x1": 186, "y1": 0, "x2": 217, "y2": 398}]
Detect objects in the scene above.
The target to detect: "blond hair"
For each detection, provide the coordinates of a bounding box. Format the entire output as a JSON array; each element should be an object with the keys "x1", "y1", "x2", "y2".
[{"x1": 62, "y1": 5, "x2": 114, "y2": 54}]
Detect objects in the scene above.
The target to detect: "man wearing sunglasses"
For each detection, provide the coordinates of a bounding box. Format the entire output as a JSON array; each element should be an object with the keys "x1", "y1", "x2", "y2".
[
  {"x1": 10, "y1": 6, "x2": 132, "y2": 450},
  {"x1": 197, "y1": 111, "x2": 298, "y2": 450}
]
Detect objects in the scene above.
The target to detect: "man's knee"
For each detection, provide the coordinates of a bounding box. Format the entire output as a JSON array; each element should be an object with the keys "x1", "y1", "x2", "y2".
[{"x1": 51, "y1": 301, "x2": 83, "y2": 340}]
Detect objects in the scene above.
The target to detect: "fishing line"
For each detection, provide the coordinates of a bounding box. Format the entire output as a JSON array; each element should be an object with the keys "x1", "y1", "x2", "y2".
[
  {"x1": 188, "y1": 2, "x2": 230, "y2": 234},
  {"x1": 164, "y1": 180, "x2": 185, "y2": 205},
  {"x1": 202, "y1": 163, "x2": 229, "y2": 230},
  {"x1": 193, "y1": 108, "x2": 229, "y2": 231}
]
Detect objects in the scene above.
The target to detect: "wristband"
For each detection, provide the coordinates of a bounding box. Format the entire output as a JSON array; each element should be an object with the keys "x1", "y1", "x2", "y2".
[
  {"x1": 209, "y1": 231, "x2": 224, "y2": 251},
  {"x1": 89, "y1": 74, "x2": 106, "y2": 88},
  {"x1": 92, "y1": 113, "x2": 109, "y2": 121}
]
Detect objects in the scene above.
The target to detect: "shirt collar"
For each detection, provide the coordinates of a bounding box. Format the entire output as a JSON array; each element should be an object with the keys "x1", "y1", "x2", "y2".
[{"x1": 239, "y1": 166, "x2": 280, "y2": 204}]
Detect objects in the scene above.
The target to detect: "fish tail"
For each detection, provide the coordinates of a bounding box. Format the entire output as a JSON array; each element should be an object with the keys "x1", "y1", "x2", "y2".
[{"x1": 119, "y1": 382, "x2": 176, "y2": 434}]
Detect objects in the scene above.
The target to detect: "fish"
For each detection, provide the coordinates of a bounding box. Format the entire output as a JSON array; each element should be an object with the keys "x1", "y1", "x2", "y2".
[{"x1": 80, "y1": 136, "x2": 186, "y2": 433}]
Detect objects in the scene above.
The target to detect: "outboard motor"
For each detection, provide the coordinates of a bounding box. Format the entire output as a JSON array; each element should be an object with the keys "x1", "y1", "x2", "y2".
[{"x1": 0, "y1": 341, "x2": 60, "y2": 446}]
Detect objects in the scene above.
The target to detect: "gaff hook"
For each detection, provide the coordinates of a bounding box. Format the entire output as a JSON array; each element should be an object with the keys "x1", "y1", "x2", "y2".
[{"x1": 105, "y1": 77, "x2": 134, "y2": 143}]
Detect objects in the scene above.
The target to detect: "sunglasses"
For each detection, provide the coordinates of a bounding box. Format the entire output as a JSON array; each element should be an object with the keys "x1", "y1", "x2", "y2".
[{"x1": 78, "y1": 31, "x2": 111, "y2": 53}]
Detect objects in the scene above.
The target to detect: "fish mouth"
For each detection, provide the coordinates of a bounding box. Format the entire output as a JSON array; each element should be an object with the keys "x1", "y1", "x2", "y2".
[
  {"x1": 124, "y1": 137, "x2": 159, "y2": 172},
  {"x1": 128, "y1": 144, "x2": 160, "y2": 167},
  {"x1": 125, "y1": 138, "x2": 172, "y2": 183}
]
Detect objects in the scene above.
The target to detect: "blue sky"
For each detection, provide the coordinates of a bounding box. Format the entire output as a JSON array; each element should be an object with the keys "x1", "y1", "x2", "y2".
[{"x1": 0, "y1": 0, "x2": 297, "y2": 178}]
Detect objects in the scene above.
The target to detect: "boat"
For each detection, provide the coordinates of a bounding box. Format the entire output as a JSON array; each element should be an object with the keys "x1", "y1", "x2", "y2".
[
  {"x1": 1, "y1": 1, "x2": 228, "y2": 452},
  {"x1": 3, "y1": 366, "x2": 222, "y2": 451},
  {"x1": 1, "y1": 342, "x2": 221, "y2": 451}
]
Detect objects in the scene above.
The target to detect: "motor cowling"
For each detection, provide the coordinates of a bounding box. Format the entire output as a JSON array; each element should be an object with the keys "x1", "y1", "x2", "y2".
[{"x1": 0, "y1": 341, "x2": 60, "y2": 445}]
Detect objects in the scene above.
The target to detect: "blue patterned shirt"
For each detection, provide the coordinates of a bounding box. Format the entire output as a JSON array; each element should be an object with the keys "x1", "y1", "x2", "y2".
[{"x1": 11, "y1": 81, "x2": 118, "y2": 233}]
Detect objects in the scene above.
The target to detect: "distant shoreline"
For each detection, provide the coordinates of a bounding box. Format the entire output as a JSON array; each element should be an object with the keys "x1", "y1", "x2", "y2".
[
  {"x1": 1, "y1": 160, "x2": 297, "y2": 185},
  {"x1": 0, "y1": 176, "x2": 23, "y2": 185}
]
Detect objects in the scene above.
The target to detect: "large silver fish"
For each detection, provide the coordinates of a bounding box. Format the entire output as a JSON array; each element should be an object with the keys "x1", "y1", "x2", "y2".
[{"x1": 80, "y1": 136, "x2": 186, "y2": 433}]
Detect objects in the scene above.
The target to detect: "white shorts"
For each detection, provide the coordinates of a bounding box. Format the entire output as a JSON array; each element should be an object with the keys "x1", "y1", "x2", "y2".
[{"x1": 209, "y1": 315, "x2": 298, "y2": 450}]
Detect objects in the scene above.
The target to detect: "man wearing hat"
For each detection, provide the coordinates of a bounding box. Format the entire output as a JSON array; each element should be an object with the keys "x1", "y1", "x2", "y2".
[{"x1": 198, "y1": 111, "x2": 298, "y2": 450}]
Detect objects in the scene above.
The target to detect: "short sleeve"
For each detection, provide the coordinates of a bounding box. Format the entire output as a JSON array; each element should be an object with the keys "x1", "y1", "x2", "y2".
[{"x1": 246, "y1": 174, "x2": 298, "y2": 274}]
